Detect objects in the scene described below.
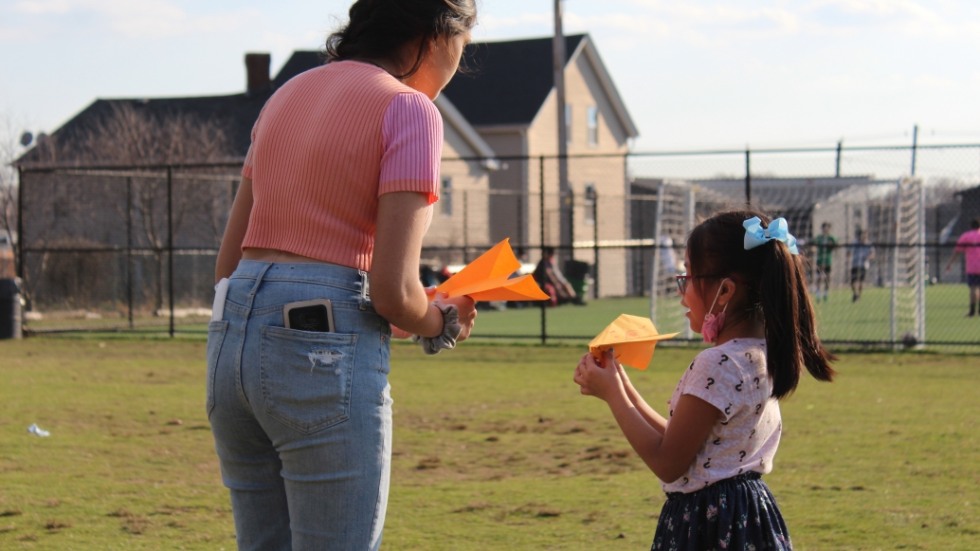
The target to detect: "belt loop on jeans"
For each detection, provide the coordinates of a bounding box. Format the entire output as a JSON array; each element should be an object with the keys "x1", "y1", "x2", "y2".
[{"x1": 244, "y1": 262, "x2": 274, "y2": 314}]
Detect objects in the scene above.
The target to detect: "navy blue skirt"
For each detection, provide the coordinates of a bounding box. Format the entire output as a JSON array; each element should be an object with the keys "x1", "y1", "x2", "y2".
[{"x1": 652, "y1": 473, "x2": 792, "y2": 550}]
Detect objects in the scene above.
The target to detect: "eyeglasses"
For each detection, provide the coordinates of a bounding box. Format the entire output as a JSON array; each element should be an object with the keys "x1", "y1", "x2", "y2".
[{"x1": 674, "y1": 273, "x2": 724, "y2": 294}]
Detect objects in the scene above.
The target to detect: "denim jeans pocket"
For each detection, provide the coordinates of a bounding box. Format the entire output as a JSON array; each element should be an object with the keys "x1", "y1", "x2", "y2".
[
  {"x1": 259, "y1": 325, "x2": 359, "y2": 433},
  {"x1": 205, "y1": 320, "x2": 229, "y2": 418}
]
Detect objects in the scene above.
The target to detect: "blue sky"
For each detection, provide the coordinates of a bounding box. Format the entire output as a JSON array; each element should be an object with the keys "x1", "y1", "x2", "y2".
[{"x1": 2, "y1": 0, "x2": 979, "y2": 152}]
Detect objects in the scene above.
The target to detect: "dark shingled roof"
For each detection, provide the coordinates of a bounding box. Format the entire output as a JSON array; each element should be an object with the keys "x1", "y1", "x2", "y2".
[
  {"x1": 442, "y1": 34, "x2": 586, "y2": 127},
  {"x1": 16, "y1": 94, "x2": 272, "y2": 164},
  {"x1": 17, "y1": 67, "x2": 288, "y2": 164},
  {"x1": 274, "y1": 36, "x2": 589, "y2": 128},
  {"x1": 273, "y1": 51, "x2": 326, "y2": 87},
  {"x1": 17, "y1": 34, "x2": 591, "y2": 164}
]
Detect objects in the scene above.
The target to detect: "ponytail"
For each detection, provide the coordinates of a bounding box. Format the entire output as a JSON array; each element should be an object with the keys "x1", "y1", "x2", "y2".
[{"x1": 759, "y1": 237, "x2": 836, "y2": 398}]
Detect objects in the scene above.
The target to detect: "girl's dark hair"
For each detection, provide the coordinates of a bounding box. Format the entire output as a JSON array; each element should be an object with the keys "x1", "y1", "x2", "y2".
[
  {"x1": 325, "y1": 0, "x2": 477, "y2": 79},
  {"x1": 687, "y1": 210, "x2": 836, "y2": 398}
]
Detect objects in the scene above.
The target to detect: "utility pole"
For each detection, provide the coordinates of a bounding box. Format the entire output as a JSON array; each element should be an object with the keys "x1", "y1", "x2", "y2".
[{"x1": 553, "y1": 0, "x2": 572, "y2": 260}]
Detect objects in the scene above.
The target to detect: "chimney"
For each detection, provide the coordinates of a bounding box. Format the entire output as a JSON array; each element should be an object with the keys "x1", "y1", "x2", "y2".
[{"x1": 245, "y1": 53, "x2": 271, "y2": 96}]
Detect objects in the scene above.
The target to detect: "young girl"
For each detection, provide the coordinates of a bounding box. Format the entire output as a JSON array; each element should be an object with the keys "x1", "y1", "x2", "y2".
[{"x1": 574, "y1": 210, "x2": 835, "y2": 550}]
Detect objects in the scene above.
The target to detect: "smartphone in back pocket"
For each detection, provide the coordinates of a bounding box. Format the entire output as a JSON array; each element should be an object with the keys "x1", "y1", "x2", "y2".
[{"x1": 283, "y1": 299, "x2": 335, "y2": 332}]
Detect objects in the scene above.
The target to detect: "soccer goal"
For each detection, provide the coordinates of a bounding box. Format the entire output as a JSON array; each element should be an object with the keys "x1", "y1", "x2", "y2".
[
  {"x1": 648, "y1": 181, "x2": 695, "y2": 338},
  {"x1": 889, "y1": 177, "x2": 927, "y2": 348}
]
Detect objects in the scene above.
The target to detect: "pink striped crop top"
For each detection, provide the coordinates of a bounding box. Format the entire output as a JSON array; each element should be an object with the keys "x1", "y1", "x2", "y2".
[{"x1": 240, "y1": 60, "x2": 443, "y2": 271}]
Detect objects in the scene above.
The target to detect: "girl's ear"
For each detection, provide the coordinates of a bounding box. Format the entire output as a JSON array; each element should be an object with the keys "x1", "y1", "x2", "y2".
[{"x1": 717, "y1": 278, "x2": 737, "y2": 306}]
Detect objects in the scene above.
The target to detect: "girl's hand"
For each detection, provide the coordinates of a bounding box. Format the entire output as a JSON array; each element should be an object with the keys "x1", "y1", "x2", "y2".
[{"x1": 573, "y1": 349, "x2": 624, "y2": 401}]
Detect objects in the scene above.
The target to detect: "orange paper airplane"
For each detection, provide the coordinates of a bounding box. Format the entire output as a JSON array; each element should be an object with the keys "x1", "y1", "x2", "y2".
[
  {"x1": 435, "y1": 239, "x2": 550, "y2": 302},
  {"x1": 589, "y1": 314, "x2": 679, "y2": 370}
]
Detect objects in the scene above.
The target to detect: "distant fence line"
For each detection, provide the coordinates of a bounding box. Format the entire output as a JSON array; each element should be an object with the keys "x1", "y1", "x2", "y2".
[{"x1": 11, "y1": 143, "x2": 980, "y2": 349}]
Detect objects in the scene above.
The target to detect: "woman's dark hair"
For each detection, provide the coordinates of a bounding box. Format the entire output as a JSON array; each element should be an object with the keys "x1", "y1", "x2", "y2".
[
  {"x1": 687, "y1": 210, "x2": 836, "y2": 398},
  {"x1": 325, "y1": 0, "x2": 477, "y2": 79}
]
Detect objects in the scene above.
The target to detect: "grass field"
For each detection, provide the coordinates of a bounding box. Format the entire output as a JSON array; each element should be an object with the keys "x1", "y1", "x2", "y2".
[
  {"x1": 24, "y1": 284, "x2": 979, "y2": 351},
  {"x1": 1, "y1": 337, "x2": 977, "y2": 550}
]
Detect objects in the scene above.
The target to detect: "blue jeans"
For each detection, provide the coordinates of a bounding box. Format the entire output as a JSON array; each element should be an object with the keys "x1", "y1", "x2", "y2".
[{"x1": 206, "y1": 260, "x2": 392, "y2": 550}]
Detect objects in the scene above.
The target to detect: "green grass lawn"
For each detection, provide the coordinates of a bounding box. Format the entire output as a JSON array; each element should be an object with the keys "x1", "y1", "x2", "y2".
[
  {"x1": 1, "y1": 338, "x2": 977, "y2": 550},
  {"x1": 466, "y1": 284, "x2": 979, "y2": 349},
  {"x1": 22, "y1": 283, "x2": 979, "y2": 351}
]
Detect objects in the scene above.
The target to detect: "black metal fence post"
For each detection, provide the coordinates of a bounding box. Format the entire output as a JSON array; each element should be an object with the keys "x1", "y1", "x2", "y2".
[
  {"x1": 166, "y1": 166, "x2": 175, "y2": 337},
  {"x1": 835, "y1": 140, "x2": 843, "y2": 177},
  {"x1": 538, "y1": 155, "x2": 547, "y2": 345},
  {"x1": 744, "y1": 147, "x2": 752, "y2": 205},
  {"x1": 15, "y1": 166, "x2": 23, "y2": 281},
  {"x1": 590, "y1": 188, "x2": 599, "y2": 299},
  {"x1": 126, "y1": 176, "x2": 134, "y2": 328}
]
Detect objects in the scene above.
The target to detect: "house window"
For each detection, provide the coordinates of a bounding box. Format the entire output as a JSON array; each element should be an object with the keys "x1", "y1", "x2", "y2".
[
  {"x1": 584, "y1": 184, "x2": 596, "y2": 225},
  {"x1": 440, "y1": 177, "x2": 453, "y2": 216},
  {"x1": 587, "y1": 106, "x2": 599, "y2": 146},
  {"x1": 565, "y1": 104, "x2": 573, "y2": 145}
]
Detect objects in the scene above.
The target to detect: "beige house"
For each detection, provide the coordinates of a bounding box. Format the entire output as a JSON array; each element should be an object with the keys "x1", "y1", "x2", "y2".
[
  {"x1": 442, "y1": 34, "x2": 639, "y2": 296},
  {"x1": 427, "y1": 95, "x2": 497, "y2": 265}
]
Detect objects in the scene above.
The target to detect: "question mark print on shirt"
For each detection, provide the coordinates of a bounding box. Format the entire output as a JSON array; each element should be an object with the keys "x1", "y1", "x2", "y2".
[
  {"x1": 755, "y1": 403, "x2": 763, "y2": 415},
  {"x1": 754, "y1": 377, "x2": 761, "y2": 389},
  {"x1": 745, "y1": 352, "x2": 754, "y2": 364},
  {"x1": 718, "y1": 354, "x2": 729, "y2": 365},
  {"x1": 724, "y1": 403, "x2": 733, "y2": 415},
  {"x1": 735, "y1": 380, "x2": 744, "y2": 392},
  {"x1": 705, "y1": 377, "x2": 715, "y2": 390},
  {"x1": 738, "y1": 450, "x2": 747, "y2": 462},
  {"x1": 703, "y1": 458, "x2": 712, "y2": 469}
]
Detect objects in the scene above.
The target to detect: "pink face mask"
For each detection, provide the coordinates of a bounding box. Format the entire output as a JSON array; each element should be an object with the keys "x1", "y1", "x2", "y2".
[{"x1": 701, "y1": 282, "x2": 729, "y2": 343}]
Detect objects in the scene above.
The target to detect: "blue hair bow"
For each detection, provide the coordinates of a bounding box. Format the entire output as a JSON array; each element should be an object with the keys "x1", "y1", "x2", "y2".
[{"x1": 743, "y1": 216, "x2": 799, "y2": 255}]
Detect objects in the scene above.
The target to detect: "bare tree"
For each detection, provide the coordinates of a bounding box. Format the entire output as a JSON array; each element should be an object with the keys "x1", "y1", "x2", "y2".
[
  {"x1": 0, "y1": 114, "x2": 24, "y2": 279},
  {"x1": 20, "y1": 102, "x2": 235, "y2": 313}
]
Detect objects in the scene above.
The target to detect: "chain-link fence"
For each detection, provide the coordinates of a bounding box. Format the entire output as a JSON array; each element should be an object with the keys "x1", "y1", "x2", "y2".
[{"x1": 12, "y1": 144, "x2": 980, "y2": 349}]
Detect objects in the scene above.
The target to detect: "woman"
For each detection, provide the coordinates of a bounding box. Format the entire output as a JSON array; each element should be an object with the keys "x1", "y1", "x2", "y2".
[{"x1": 207, "y1": 1, "x2": 478, "y2": 549}]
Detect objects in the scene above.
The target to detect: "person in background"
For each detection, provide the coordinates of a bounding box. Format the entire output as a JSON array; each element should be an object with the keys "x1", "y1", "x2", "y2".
[
  {"x1": 659, "y1": 234, "x2": 679, "y2": 281},
  {"x1": 944, "y1": 217, "x2": 980, "y2": 317},
  {"x1": 848, "y1": 227, "x2": 875, "y2": 302},
  {"x1": 810, "y1": 222, "x2": 837, "y2": 301},
  {"x1": 574, "y1": 210, "x2": 835, "y2": 550},
  {"x1": 533, "y1": 246, "x2": 577, "y2": 306},
  {"x1": 207, "y1": 1, "x2": 478, "y2": 549}
]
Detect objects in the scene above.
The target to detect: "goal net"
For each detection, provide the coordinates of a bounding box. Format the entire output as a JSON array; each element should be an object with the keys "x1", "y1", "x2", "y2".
[{"x1": 889, "y1": 177, "x2": 926, "y2": 347}]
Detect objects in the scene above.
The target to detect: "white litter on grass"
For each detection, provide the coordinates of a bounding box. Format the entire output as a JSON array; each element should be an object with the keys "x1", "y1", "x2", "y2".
[{"x1": 27, "y1": 423, "x2": 50, "y2": 437}]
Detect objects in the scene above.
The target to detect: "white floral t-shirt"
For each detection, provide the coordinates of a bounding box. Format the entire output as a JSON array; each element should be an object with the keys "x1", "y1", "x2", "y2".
[{"x1": 662, "y1": 338, "x2": 782, "y2": 494}]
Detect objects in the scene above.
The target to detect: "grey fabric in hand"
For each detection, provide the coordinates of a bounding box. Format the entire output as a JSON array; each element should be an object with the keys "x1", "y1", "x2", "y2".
[{"x1": 418, "y1": 303, "x2": 462, "y2": 355}]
